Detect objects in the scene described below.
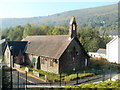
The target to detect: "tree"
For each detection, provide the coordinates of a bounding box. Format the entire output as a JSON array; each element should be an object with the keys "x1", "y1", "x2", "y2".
[
  {"x1": 7, "y1": 26, "x2": 24, "y2": 41},
  {"x1": 52, "y1": 27, "x2": 61, "y2": 35},
  {"x1": 78, "y1": 27, "x2": 110, "y2": 52},
  {"x1": 23, "y1": 24, "x2": 32, "y2": 38}
]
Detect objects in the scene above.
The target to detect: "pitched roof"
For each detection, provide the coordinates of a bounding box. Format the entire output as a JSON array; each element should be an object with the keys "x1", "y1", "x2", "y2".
[
  {"x1": 22, "y1": 35, "x2": 73, "y2": 59},
  {"x1": 0, "y1": 39, "x2": 6, "y2": 44},
  {"x1": 6, "y1": 41, "x2": 28, "y2": 55},
  {"x1": 97, "y1": 48, "x2": 106, "y2": 54},
  {"x1": 70, "y1": 16, "x2": 76, "y2": 25},
  {"x1": 107, "y1": 36, "x2": 120, "y2": 45}
]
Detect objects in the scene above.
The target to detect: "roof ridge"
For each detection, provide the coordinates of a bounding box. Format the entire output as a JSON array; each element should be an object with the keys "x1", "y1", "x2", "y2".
[
  {"x1": 107, "y1": 36, "x2": 119, "y2": 45},
  {"x1": 27, "y1": 35, "x2": 69, "y2": 37}
]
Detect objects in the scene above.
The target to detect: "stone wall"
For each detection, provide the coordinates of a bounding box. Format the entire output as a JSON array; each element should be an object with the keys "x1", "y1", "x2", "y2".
[
  {"x1": 40, "y1": 57, "x2": 59, "y2": 74},
  {"x1": 26, "y1": 54, "x2": 59, "y2": 74},
  {"x1": 59, "y1": 39, "x2": 89, "y2": 73}
]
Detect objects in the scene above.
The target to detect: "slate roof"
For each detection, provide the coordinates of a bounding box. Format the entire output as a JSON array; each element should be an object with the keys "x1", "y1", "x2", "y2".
[
  {"x1": 6, "y1": 41, "x2": 28, "y2": 56},
  {"x1": 0, "y1": 39, "x2": 6, "y2": 44},
  {"x1": 0, "y1": 39, "x2": 6, "y2": 55},
  {"x1": 23, "y1": 35, "x2": 89, "y2": 59},
  {"x1": 22, "y1": 35, "x2": 74, "y2": 59},
  {"x1": 97, "y1": 48, "x2": 106, "y2": 54}
]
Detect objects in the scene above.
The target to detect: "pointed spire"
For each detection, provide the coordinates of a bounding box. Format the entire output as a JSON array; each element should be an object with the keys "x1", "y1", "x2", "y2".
[{"x1": 69, "y1": 16, "x2": 77, "y2": 38}]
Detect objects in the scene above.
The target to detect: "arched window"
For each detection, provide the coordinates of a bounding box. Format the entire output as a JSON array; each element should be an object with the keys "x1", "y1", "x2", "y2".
[
  {"x1": 85, "y1": 58, "x2": 88, "y2": 66},
  {"x1": 73, "y1": 24, "x2": 76, "y2": 30}
]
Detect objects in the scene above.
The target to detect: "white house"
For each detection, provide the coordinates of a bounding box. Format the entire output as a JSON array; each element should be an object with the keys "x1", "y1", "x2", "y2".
[
  {"x1": 88, "y1": 48, "x2": 106, "y2": 59},
  {"x1": 106, "y1": 36, "x2": 120, "y2": 64}
]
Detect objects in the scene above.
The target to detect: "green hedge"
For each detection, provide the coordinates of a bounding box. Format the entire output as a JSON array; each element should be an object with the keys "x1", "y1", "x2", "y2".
[{"x1": 61, "y1": 79, "x2": 120, "y2": 89}]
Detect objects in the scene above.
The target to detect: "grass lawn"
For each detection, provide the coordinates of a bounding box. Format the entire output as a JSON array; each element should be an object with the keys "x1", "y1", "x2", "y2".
[{"x1": 20, "y1": 65, "x2": 95, "y2": 82}]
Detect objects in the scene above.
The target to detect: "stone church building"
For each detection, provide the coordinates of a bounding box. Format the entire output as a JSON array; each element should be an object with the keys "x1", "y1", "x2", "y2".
[{"x1": 22, "y1": 16, "x2": 90, "y2": 74}]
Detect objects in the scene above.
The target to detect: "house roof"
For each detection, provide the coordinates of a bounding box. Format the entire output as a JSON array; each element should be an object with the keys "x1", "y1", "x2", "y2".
[
  {"x1": 107, "y1": 36, "x2": 120, "y2": 45},
  {"x1": 97, "y1": 48, "x2": 106, "y2": 54},
  {"x1": 0, "y1": 39, "x2": 6, "y2": 55},
  {"x1": 22, "y1": 35, "x2": 74, "y2": 59},
  {"x1": 6, "y1": 41, "x2": 28, "y2": 56},
  {"x1": 99, "y1": 32, "x2": 119, "y2": 36}
]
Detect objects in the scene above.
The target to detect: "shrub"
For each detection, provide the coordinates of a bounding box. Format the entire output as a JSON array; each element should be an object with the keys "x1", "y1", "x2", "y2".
[
  {"x1": 64, "y1": 86, "x2": 71, "y2": 89},
  {"x1": 71, "y1": 85, "x2": 80, "y2": 88}
]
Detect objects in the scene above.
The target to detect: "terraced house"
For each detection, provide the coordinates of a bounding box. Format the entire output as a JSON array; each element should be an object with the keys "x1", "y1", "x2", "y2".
[{"x1": 22, "y1": 17, "x2": 90, "y2": 74}]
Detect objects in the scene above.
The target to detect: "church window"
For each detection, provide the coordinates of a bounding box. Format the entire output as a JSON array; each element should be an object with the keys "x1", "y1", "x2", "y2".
[
  {"x1": 85, "y1": 58, "x2": 88, "y2": 66},
  {"x1": 73, "y1": 46, "x2": 76, "y2": 57}
]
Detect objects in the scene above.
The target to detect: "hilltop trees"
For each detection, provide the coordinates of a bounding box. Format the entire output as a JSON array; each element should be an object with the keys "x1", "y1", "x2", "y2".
[
  {"x1": 2, "y1": 24, "x2": 111, "y2": 52},
  {"x1": 78, "y1": 27, "x2": 111, "y2": 52}
]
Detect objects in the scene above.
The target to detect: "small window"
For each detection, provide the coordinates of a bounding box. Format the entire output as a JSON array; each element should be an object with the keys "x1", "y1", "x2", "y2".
[
  {"x1": 55, "y1": 59, "x2": 58, "y2": 64},
  {"x1": 41, "y1": 57, "x2": 45, "y2": 64},
  {"x1": 50, "y1": 59, "x2": 53, "y2": 67}
]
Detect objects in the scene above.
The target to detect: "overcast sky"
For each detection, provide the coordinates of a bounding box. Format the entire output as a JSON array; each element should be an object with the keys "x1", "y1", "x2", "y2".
[{"x1": 0, "y1": 0, "x2": 119, "y2": 18}]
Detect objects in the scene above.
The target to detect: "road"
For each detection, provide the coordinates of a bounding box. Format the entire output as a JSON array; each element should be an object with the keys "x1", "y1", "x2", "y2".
[{"x1": 12, "y1": 69, "x2": 49, "y2": 88}]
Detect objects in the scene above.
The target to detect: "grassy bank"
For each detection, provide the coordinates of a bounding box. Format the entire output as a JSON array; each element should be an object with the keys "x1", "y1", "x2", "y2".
[
  {"x1": 20, "y1": 65, "x2": 95, "y2": 82},
  {"x1": 19, "y1": 58, "x2": 120, "y2": 82}
]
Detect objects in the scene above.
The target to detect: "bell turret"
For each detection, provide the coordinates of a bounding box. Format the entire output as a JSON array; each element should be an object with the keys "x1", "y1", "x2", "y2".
[{"x1": 69, "y1": 16, "x2": 77, "y2": 38}]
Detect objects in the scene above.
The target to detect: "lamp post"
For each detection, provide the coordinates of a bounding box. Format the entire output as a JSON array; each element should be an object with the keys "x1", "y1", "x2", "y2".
[
  {"x1": 73, "y1": 68, "x2": 79, "y2": 84},
  {"x1": 102, "y1": 69, "x2": 105, "y2": 82},
  {"x1": 73, "y1": 68, "x2": 78, "y2": 84},
  {"x1": 25, "y1": 71, "x2": 27, "y2": 89},
  {"x1": 18, "y1": 71, "x2": 19, "y2": 89},
  {"x1": 76, "y1": 72, "x2": 78, "y2": 84},
  {"x1": 109, "y1": 63, "x2": 112, "y2": 80},
  {"x1": 59, "y1": 73, "x2": 61, "y2": 86}
]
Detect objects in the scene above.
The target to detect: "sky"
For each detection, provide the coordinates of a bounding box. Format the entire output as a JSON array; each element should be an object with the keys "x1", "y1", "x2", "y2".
[{"x1": 0, "y1": 0, "x2": 119, "y2": 18}]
